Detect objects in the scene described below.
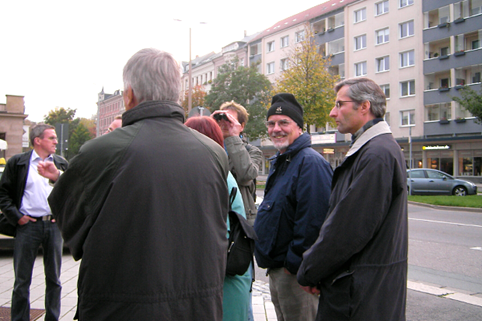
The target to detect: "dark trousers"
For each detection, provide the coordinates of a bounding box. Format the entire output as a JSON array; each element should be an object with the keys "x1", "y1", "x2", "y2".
[{"x1": 12, "y1": 220, "x2": 63, "y2": 321}]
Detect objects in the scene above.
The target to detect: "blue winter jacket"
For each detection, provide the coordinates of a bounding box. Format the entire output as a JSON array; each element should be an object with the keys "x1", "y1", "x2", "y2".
[{"x1": 254, "y1": 133, "x2": 333, "y2": 274}]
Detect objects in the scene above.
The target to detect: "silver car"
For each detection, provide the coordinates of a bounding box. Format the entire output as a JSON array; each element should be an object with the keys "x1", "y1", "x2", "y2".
[{"x1": 407, "y1": 169, "x2": 477, "y2": 196}]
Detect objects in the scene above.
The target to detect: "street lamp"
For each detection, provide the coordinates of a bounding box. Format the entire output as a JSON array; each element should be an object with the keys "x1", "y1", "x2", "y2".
[{"x1": 174, "y1": 20, "x2": 207, "y2": 113}]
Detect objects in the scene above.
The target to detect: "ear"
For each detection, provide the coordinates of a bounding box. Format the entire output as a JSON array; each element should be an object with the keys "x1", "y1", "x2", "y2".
[
  {"x1": 123, "y1": 87, "x2": 138, "y2": 111},
  {"x1": 359, "y1": 100, "x2": 371, "y2": 115}
]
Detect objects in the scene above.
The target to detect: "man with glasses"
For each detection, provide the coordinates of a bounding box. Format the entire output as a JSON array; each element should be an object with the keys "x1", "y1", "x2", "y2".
[
  {"x1": 297, "y1": 78, "x2": 408, "y2": 320},
  {"x1": 254, "y1": 93, "x2": 333, "y2": 321},
  {"x1": 0, "y1": 124, "x2": 68, "y2": 321}
]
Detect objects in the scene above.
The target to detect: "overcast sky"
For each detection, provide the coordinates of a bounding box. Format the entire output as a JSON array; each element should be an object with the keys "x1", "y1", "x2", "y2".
[{"x1": 0, "y1": 0, "x2": 328, "y2": 122}]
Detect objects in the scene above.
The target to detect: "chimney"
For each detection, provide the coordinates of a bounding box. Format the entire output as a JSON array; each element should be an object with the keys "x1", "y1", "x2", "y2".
[{"x1": 244, "y1": 30, "x2": 247, "y2": 37}]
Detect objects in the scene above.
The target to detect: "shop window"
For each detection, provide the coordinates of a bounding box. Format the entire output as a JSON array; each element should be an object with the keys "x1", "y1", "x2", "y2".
[{"x1": 459, "y1": 157, "x2": 473, "y2": 176}]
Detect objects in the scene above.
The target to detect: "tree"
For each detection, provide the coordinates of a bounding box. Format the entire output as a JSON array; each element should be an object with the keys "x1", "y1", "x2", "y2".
[
  {"x1": 180, "y1": 85, "x2": 208, "y2": 115},
  {"x1": 44, "y1": 107, "x2": 76, "y2": 125},
  {"x1": 452, "y1": 86, "x2": 482, "y2": 123},
  {"x1": 205, "y1": 57, "x2": 272, "y2": 140},
  {"x1": 272, "y1": 24, "x2": 339, "y2": 133},
  {"x1": 79, "y1": 117, "x2": 97, "y2": 138},
  {"x1": 44, "y1": 107, "x2": 94, "y2": 159},
  {"x1": 68, "y1": 123, "x2": 92, "y2": 157}
]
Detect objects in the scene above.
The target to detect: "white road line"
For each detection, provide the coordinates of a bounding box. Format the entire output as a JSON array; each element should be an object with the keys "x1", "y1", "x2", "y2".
[
  {"x1": 409, "y1": 218, "x2": 482, "y2": 228},
  {"x1": 408, "y1": 281, "x2": 482, "y2": 307}
]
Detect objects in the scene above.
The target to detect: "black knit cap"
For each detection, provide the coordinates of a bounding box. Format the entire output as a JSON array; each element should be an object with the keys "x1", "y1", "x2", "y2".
[{"x1": 267, "y1": 93, "x2": 304, "y2": 129}]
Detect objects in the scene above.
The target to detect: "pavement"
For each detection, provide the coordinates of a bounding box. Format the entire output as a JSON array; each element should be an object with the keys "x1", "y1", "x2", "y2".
[{"x1": 1, "y1": 252, "x2": 482, "y2": 321}]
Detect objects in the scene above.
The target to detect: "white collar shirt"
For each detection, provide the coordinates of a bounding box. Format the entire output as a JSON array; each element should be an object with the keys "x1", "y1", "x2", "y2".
[{"x1": 19, "y1": 150, "x2": 54, "y2": 217}]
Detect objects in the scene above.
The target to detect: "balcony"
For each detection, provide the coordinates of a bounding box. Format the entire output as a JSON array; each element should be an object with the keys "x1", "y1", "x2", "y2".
[{"x1": 424, "y1": 118, "x2": 482, "y2": 137}]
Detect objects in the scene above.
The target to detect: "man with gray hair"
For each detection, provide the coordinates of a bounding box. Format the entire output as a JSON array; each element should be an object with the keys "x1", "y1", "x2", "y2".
[
  {"x1": 0, "y1": 124, "x2": 68, "y2": 321},
  {"x1": 297, "y1": 77, "x2": 408, "y2": 320},
  {"x1": 43, "y1": 48, "x2": 230, "y2": 320}
]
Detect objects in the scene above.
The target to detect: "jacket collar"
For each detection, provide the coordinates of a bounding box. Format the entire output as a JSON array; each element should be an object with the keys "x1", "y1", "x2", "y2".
[
  {"x1": 345, "y1": 121, "x2": 392, "y2": 158},
  {"x1": 17, "y1": 150, "x2": 33, "y2": 166},
  {"x1": 270, "y1": 132, "x2": 311, "y2": 162},
  {"x1": 122, "y1": 100, "x2": 185, "y2": 127}
]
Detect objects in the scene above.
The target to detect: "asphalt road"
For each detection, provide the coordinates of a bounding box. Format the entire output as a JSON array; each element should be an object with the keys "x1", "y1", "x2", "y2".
[{"x1": 254, "y1": 191, "x2": 482, "y2": 319}]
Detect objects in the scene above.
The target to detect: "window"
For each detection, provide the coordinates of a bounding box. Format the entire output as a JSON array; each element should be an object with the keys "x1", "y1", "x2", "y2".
[
  {"x1": 281, "y1": 36, "x2": 289, "y2": 48},
  {"x1": 267, "y1": 62, "x2": 275, "y2": 74},
  {"x1": 399, "y1": 0, "x2": 413, "y2": 8},
  {"x1": 400, "y1": 50, "x2": 414, "y2": 68},
  {"x1": 376, "y1": 28, "x2": 389, "y2": 44},
  {"x1": 355, "y1": 61, "x2": 367, "y2": 77},
  {"x1": 399, "y1": 20, "x2": 414, "y2": 38},
  {"x1": 267, "y1": 41, "x2": 275, "y2": 53},
  {"x1": 328, "y1": 12, "x2": 345, "y2": 29},
  {"x1": 440, "y1": 47, "x2": 449, "y2": 56},
  {"x1": 354, "y1": 8, "x2": 367, "y2": 23},
  {"x1": 376, "y1": 56, "x2": 390, "y2": 72},
  {"x1": 355, "y1": 35, "x2": 367, "y2": 50},
  {"x1": 401, "y1": 110, "x2": 415, "y2": 126},
  {"x1": 376, "y1": 1, "x2": 389, "y2": 16},
  {"x1": 328, "y1": 38, "x2": 345, "y2": 54},
  {"x1": 296, "y1": 30, "x2": 305, "y2": 43},
  {"x1": 380, "y1": 84, "x2": 390, "y2": 98},
  {"x1": 250, "y1": 43, "x2": 261, "y2": 56},
  {"x1": 400, "y1": 80, "x2": 415, "y2": 97},
  {"x1": 280, "y1": 58, "x2": 289, "y2": 71},
  {"x1": 240, "y1": 58, "x2": 245, "y2": 67}
]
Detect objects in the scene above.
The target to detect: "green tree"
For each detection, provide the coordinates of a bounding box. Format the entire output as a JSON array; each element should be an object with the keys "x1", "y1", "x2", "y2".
[
  {"x1": 68, "y1": 123, "x2": 92, "y2": 157},
  {"x1": 272, "y1": 24, "x2": 339, "y2": 133},
  {"x1": 452, "y1": 86, "x2": 482, "y2": 123},
  {"x1": 44, "y1": 107, "x2": 76, "y2": 125},
  {"x1": 205, "y1": 57, "x2": 272, "y2": 140},
  {"x1": 44, "y1": 108, "x2": 94, "y2": 159}
]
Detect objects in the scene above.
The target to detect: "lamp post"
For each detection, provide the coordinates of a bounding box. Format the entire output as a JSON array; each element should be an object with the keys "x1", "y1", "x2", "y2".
[
  {"x1": 174, "y1": 19, "x2": 206, "y2": 114},
  {"x1": 188, "y1": 27, "x2": 192, "y2": 113}
]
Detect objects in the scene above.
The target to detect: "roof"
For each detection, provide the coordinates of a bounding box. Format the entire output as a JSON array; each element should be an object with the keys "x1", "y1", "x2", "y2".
[{"x1": 250, "y1": 0, "x2": 359, "y2": 42}]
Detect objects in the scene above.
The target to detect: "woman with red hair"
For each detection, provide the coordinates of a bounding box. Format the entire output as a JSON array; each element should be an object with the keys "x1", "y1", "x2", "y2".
[{"x1": 185, "y1": 116, "x2": 251, "y2": 321}]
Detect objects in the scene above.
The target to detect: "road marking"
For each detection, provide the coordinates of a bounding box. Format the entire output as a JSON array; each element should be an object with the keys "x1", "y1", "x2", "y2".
[
  {"x1": 409, "y1": 218, "x2": 482, "y2": 228},
  {"x1": 408, "y1": 281, "x2": 482, "y2": 307},
  {"x1": 470, "y1": 247, "x2": 482, "y2": 251}
]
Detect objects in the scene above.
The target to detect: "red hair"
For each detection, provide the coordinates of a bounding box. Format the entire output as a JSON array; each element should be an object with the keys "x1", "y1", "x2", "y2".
[{"x1": 185, "y1": 116, "x2": 224, "y2": 147}]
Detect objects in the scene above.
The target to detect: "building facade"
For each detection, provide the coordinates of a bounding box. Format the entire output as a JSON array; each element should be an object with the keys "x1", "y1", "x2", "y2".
[
  {"x1": 254, "y1": 0, "x2": 482, "y2": 181},
  {"x1": 0, "y1": 95, "x2": 28, "y2": 159},
  {"x1": 96, "y1": 88, "x2": 125, "y2": 137}
]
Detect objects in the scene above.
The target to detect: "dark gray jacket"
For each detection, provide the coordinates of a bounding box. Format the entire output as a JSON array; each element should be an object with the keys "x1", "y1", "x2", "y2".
[
  {"x1": 49, "y1": 101, "x2": 230, "y2": 321},
  {"x1": 298, "y1": 121, "x2": 408, "y2": 321}
]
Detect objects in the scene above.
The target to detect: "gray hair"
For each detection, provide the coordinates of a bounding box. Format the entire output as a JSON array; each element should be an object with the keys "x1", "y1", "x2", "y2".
[
  {"x1": 123, "y1": 48, "x2": 181, "y2": 104},
  {"x1": 30, "y1": 124, "x2": 55, "y2": 146},
  {"x1": 334, "y1": 78, "x2": 386, "y2": 118}
]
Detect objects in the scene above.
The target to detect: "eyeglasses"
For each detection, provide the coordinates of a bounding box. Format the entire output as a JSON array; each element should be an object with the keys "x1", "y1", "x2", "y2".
[
  {"x1": 334, "y1": 100, "x2": 355, "y2": 109},
  {"x1": 265, "y1": 120, "x2": 293, "y2": 128}
]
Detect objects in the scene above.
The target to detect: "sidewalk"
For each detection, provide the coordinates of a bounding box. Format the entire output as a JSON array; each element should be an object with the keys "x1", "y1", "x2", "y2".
[
  {"x1": 1, "y1": 253, "x2": 481, "y2": 320},
  {"x1": 0, "y1": 254, "x2": 277, "y2": 321}
]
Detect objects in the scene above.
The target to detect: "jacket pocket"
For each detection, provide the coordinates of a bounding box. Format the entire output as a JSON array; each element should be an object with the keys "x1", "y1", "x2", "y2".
[
  {"x1": 254, "y1": 200, "x2": 280, "y2": 260},
  {"x1": 322, "y1": 270, "x2": 354, "y2": 319}
]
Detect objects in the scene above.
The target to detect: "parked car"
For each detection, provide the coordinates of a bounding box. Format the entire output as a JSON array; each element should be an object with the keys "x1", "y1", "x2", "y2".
[{"x1": 407, "y1": 168, "x2": 477, "y2": 196}]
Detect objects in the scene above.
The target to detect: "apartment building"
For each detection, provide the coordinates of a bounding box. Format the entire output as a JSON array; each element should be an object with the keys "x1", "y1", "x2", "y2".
[
  {"x1": 418, "y1": 0, "x2": 482, "y2": 178},
  {"x1": 252, "y1": 0, "x2": 482, "y2": 180},
  {"x1": 180, "y1": 33, "x2": 258, "y2": 110},
  {"x1": 96, "y1": 88, "x2": 125, "y2": 137}
]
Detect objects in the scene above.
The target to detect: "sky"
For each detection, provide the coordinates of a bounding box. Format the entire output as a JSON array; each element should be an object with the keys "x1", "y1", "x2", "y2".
[{"x1": 0, "y1": 0, "x2": 328, "y2": 122}]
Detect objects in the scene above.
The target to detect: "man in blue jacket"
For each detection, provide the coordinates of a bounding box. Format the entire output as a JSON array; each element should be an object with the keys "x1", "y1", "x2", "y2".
[{"x1": 254, "y1": 93, "x2": 333, "y2": 321}]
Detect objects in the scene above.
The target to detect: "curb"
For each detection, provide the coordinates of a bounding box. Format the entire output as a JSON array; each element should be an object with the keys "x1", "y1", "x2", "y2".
[{"x1": 408, "y1": 201, "x2": 482, "y2": 213}]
